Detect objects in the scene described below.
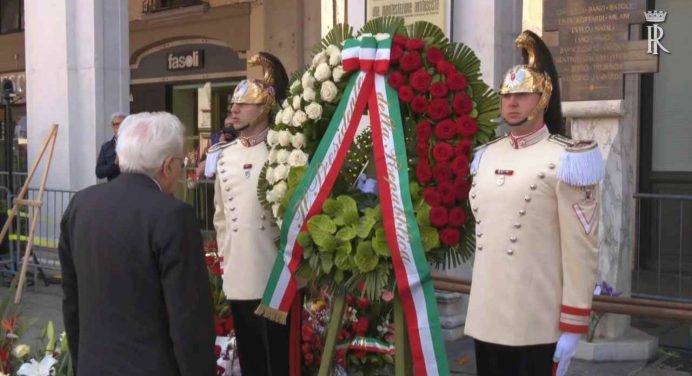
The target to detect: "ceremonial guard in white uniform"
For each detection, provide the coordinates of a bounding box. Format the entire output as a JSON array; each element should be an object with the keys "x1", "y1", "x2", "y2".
[
  {"x1": 210, "y1": 52, "x2": 289, "y2": 376},
  {"x1": 464, "y1": 31, "x2": 605, "y2": 376}
]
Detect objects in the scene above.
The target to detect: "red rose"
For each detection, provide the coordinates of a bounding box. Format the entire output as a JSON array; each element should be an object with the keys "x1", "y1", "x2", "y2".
[
  {"x1": 416, "y1": 142, "x2": 429, "y2": 162},
  {"x1": 304, "y1": 352, "x2": 314, "y2": 365},
  {"x1": 353, "y1": 317, "x2": 370, "y2": 336},
  {"x1": 454, "y1": 177, "x2": 471, "y2": 200},
  {"x1": 405, "y1": 38, "x2": 425, "y2": 51},
  {"x1": 432, "y1": 142, "x2": 454, "y2": 162},
  {"x1": 426, "y1": 47, "x2": 445, "y2": 65},
  {"x1": 457, "y1": 115, "x2": 479, "y2": 138},
  {"x1": 415, "y1": 162, "x2": 433, "y2": 184},
  {"x1": 427, "y1": 98, "x2": 451, "y2": 121},
  {"x1": 448, "y1": 72, "x2": 469, "y2": 91},
  {"x1": 211, "y1": 262, "x2": 222, "y2": 276},
  {"x1": 410, "y1": 68, "x2": 432, "y2": 92},
  {"x1": 448, "y1": 207, "x2": 468, "y2": 226},
  {"x1": 302, "y1": 323, "x2": 315, "y2": 341},
  {"x1": 434, "y1": 119, "x2": 457, "y2": 140},
  {"x1": 400, "y1": 52, "x2": 423, "y2": 72},
  {"x1": 455, "y1": 139, "x2": 472, "y2": 156},
  {"x1": 356, "y1": 297, "x2": 369, "y2": 309},
  {"x1": 433, "y1": 162, "x2": 453, "y2": 182},
  {"x1": 453, "y1": 93, "x2": 474, "y2": 115},
  {"x1": 393, "y1": 34, "x2": 408, "y2": 46},
  {"x1": 451, "y1": 156, "x2": 471, "y2": 177},
  {"x1": 423, "y1": 188, "x2": 442, "y2": 206},
  {"x1": 398, "y1": 85, "x2": 415, "y2": 103},
  {"x1": 216, "y1": 365, "x2": 227, "y2": 374},
  {"x1": 388, "y1": 70, "x2": 405, "y2": 89},
  {"x1": 214, "y1": 344, "x2": 222, "y2": 358},
  {"x1": 416, "y1": 120, "x2": 433, "y2": 141},
  {"x1": 440, "y1": 227, "x2": 461, "y2": 246},
  {"x1": 430, "y1": 81, "x2": 450, "y2": 98},
  {"x1": 411, "y1": 95, "x2": 429, "y2": 114},
  {"x1": 438, "y1": 181, "x2": 456, "y2": 204},
  {"x1": 205, "y1": 255, "x2": 214, "y2": 266},
  {"x1": 429, "y1": 206, "x2": 449, "y2": 227},
  {"x1": 214, "y1": 318, "x2": 225, "y2": 336},
  {"x1": 435, "y1": 60, "x2": 456, "y2": 75},
  {"x1": 391, "y1": 44, "x2": 405, "y2": 64}
]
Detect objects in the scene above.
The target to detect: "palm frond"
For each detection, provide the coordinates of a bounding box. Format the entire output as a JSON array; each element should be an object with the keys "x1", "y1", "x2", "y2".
[
  {"x1": 313, "y1": 23, "x2": 354, "y2": 53},
  {"x1": 445, "y1": 42, "x2": 482, "y2": 84},
  {"x1": 473, "y1": 87, "x2": 501, "y2": 145},
  {"x1": 360, "y1": 16, "x2": 406, "y2": 37},
  {"x1": 409, "y1": 21, "x2": 448, "y2": 48}
]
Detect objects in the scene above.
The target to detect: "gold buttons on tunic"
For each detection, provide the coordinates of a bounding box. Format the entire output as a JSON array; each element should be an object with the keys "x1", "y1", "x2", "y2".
[
  {"x1": 519, "y1": 209, "x2": 526, "y2": 215},
  {"x1": 232, "y1": 218, "x2": 237, "y2": 222},
  {"x1": 530, "y1": 184, "x2": 537, "y2": 190},
  {"x1": 510, "y1": 236, "x2": 517, "y2": 243},
  {"x1": 259, "y1": 224, "x2": 265, "y2": 230},
  {"x1": 473, "y1": 207, "x2": 478, "y2": 213},
  {"x1": 220, "y1": 169, "x2": 226, "y2": 174},
  {"x1": 477, "y1": 233, "x2": 483, "y2": 238},
  {"x1": 471, "y1": 193, "x2": 476, "y2": 199},
  {"x1": 478, "y1": 245, "x2": 483, "y2": 251},
  {"x1": 225, "y1": 186, "x2": 230, "y2": 191},
  {"x1": 472, "y1": 181, "x2": 477, "y2": 187},
  {"x1": 220, "y1": 161, "x2": 225, "y2": 166},
  {"x1": 537, "y1": 172, "x2": 545, "y2": 179},
  {"x1": 506, "y1": 249, "x2": 514, "y2": 255},
  {"x1": 548, "y1": 162, "x2": 556, "y2": 169},
  {"x1": 476, "y1": 219, "x2": 481, "y2": 224},
  {"x1": 228, "y1": 197, "x2": 233, "y2": 201},
  {"x1": 513, "y1": 223, "x2": 521, "y2": 229},
  {"x1": 222, "y1": 178, "x2": 228, "y2": 182},
  {"x1": 233, "y1": 228, "x2": 238, "y2": 232},
  {"x1": 524, "y1": 196, "x2": 531, "y2": 202},
  {"x1": 230, "y1": 207, "x2": 236, "y2": 211}
]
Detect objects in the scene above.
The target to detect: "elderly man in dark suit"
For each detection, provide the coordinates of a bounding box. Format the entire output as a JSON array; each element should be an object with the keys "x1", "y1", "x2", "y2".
[
  {"x1": 59, "y1": 112, "x2": 216, "y2": 376},
  {"x1": 95, "y1": 112, "x2": 126, "y2": 181}
]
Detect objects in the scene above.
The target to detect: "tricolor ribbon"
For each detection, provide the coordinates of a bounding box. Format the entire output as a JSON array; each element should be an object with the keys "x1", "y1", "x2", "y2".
[{"x1": 257, "y1": 36, "x2": 449, "y2": 375}]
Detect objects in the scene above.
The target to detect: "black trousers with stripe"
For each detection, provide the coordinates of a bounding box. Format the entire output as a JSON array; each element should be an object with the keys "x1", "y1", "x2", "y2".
[
  {"x1": 474, "y1": 339, "x2": 556, "y2": 376},
  {"x1": 229, "y1": 299, "x2": 289, "y2": 376}
]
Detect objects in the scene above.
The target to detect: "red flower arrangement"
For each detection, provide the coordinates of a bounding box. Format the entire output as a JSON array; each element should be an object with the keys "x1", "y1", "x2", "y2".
[{"x1": 387, "y1": 35, "x2": 480, "y2": 247}]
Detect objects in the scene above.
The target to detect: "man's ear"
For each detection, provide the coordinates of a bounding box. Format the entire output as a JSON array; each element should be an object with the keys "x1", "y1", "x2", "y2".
[{"x1": 161, "y1": 156, "x2": 173, "y2": 175}]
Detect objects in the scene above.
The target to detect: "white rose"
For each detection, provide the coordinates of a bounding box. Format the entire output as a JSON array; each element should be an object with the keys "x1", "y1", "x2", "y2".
[
  {"x1": 272, "y1": 203, "x2": 281, "y2": 218},
  {"x1": 288, "y1": 149, "x2": 309, "y2": 167},
  {"x1": 305, "y1": 102, "x2": 323, "y2": 120},
  {"x1": 276, "y1": 149, "x2": 291, "y2": 164},
  {"x1": 291, "y1": 110, "x2": 308, "y2": 128},
  {"x1": 273, "y1": 180, "x2": 288, "y2": 200},
  {"x1": 302, "y1": 71, "x2": 315, "y2": 90},
  {"x1": 292, "y1": 95, "x2": 302, "y2": 110},
  {"x1": 266, "y1": 190, "x2": 278, "y2": 203},
  {"x1": 13, "y1": 344, "x2": 30, "y2": 358},
  {"x1": 268, "y1": 148, "x2": 278, "y2": 163},
  {"x1": 278, "y1": 131, "x2": 292, "y2": 147},
  {"x1": 266, "y1": 130, "x2": 278, "y2": 146},
  {"x1": 273, "y1": 163, "x2": 289, "y2": 181},
  {"x1": 274, "y1": 109, "x2": 284, "y2": 125},
  {"x1": 314, "y1": 62, "x2": 332, "y2": 82},
  {"x1": 282, "y1": 99, "x2": 290, "y2": 109},
  {"x1": 291, "y1": 133, "x2": 306, "y2": 149},
  {"x1": 332, "y1": 65, "x2": 345, "y2": 83},
  {"x1": 303, "y1": 87, "x2": 316, "y2": 102},
  {"x1": 375, "y1": 33, "x2": 390, "y2": 41},
  {"x1": 265, "y1": 166, "x2": 275, "y2": 184},
  {"x1": 290, "y1": 80, "x2": 302, "y2": 95},
  {"x1": 327, "y1": 45, "x2": 342, "y2": 66},
  {"x1": 320, "y1": 80, "x2": 338, "y2": 103},
  {"x1": 281, "y1": 106, "x2": 294, "y2": 125},
  {"x1": 312, "y1": 51, "x2": 328, "y2": 67}
]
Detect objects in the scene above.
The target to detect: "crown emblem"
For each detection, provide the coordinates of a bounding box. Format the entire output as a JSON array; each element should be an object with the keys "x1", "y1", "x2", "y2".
[{"x1": 644, "y1": 10, "x2": 667, "y2": 23}]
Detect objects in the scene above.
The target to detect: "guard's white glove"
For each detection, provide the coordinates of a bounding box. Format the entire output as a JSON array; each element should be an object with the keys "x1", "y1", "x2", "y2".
[{"x1": 553, "y1": 332, "x2": 581, "y2": 376}]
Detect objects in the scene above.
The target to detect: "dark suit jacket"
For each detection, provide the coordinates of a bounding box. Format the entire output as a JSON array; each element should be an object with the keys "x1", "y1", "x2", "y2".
[
  {"x1": 59, "y1": 173, "x2": 216, "y2": 376},
  {"x1": 95, "y1": 137, "x2": 120, "y2": 181}
]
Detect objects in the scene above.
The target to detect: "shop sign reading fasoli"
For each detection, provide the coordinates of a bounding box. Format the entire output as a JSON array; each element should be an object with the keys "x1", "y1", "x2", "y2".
[{"x1": 167, "y1": 50, "x2": 205, "y2": 71}]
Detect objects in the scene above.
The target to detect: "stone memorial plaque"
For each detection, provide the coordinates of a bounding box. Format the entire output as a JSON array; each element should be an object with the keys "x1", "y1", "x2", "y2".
[{"x1": 544, "y1": 0, "x2": 657, "y2": 101}]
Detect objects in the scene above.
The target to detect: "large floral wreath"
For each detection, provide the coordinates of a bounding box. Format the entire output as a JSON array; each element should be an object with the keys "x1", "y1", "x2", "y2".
[{"x1": 258, "y1": 18, "x2": 498, "y2": 300}]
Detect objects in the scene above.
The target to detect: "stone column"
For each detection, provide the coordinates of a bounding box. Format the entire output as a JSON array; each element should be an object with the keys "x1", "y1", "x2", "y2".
[{"x1": 25, "y1": 0, "x2": 129, "y2": 191}]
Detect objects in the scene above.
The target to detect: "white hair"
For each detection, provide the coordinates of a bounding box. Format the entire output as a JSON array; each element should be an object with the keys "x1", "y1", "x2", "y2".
[
  {"x1": 116, "y1": 112, "x2": 185, "y2": 177},
  {"x1": 110, "y1": 111, "x2": 128, "y2": 124}
]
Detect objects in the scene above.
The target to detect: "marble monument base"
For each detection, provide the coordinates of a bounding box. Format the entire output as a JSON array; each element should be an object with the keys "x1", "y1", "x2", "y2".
[{"x1": 575, "y1": 327, "x2": 658, "y2": 361}]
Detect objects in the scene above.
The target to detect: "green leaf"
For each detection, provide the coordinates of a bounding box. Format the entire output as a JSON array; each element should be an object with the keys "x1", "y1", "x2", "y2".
[
  {"x1": 371, "y1": 227, "x2": 390, "y2": 257},
  {"x1": 354, "y1": 241, "x2": 379, "y2": 273},
  {"x1": 321, "y1": 253, "x2": 334, "y2": 274},
  {"x1": 334, "y1": 195, "x2": 359, "y2": 226},
  {"x1": 360, "y1": 16, "x2": 406, "y2": 36},
  {"x1": 314, "y1": 235, "x2": 337, "y2": 253},
  {"x1": 288, "y1": 166, "x2": 307, "y2": 190},
  {"x1": 336, "y1": 225, "x2": 357, "y2": 242},
  {"x1": 409, "y1": 21, "x2": 449, "y2": 48},
  {"x1": 335, "y1": 249, "x2": 352, "y2": 270},
  {"x1": 409, "y1": 182, "x2": 421, "y2": 201},
  {"x1": 308, "y1": 214, "x2": 337, "y2": 234},
  {"x1": 419, "y1": 225, "x2": 440, "y2": 251},
  {"x1": 322, "y1": 197, "x2": 341, "y2": 216},
  {"x1": 356, "y1": 215, "x2": 377, "y2": 239},
  {"x1": 313, "y1": 23, "x2": 354, "y2": 53},
  {"x1": 334, "y1": 269, "x2": 344, "y2": 283},
  {"x1": 416, "y1": 203, "x2": 431, "y2": 226},
  {"x1": 297, "y1": 231, "x2": 313, "y2": 248},
  {"x1": 363, "y1": 206, "x2": 382, "y2": 222},
  {"x1": 303, "y1": 243, "x2": 314, "y2": 258}
]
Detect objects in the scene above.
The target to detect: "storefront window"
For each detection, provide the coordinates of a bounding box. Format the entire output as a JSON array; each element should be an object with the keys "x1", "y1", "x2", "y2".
[{"x1": 0, "y1": 0, "x2": 23, "y2": 34}]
